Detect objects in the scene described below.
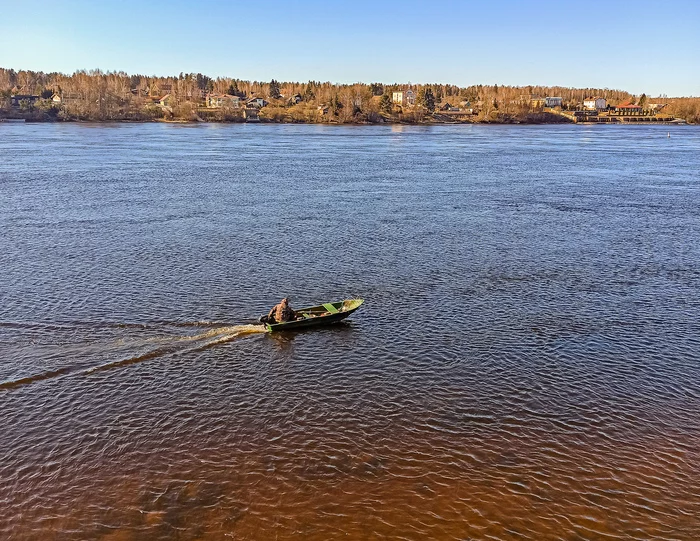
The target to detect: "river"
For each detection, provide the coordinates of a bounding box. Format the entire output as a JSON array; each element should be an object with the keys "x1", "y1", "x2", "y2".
[{"x1": 1, "y1": 122, "x2": 699, "y2": 540}]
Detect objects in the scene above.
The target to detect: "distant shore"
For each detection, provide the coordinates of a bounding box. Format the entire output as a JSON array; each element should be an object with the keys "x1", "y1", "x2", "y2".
[
  {"x1": 4, "y1": 67, "x2": 699, "y2": 125},
  {"x1": 0, "y1": 114, "x2": 689, "y2": 126}
]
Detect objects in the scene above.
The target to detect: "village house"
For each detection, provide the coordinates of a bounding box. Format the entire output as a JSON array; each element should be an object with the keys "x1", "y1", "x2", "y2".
[
  {"x1": 317, "y1": 104, "x2": 329, "y2": 116},
  {"x1": 288, "y1": 93, "x2": 302, "y2": 105},
  {"x1": 10, "y1": 94, "x2": 41, "y2": 107},
  {"x1": 647, "y1": 103, "x2": 667, "y2": 112},
  {"x1": 58, "y1": 92, "x2": 82, "y2": 105},
  {"x1": 530, "y1": 96, "x2": 546, "y2": 108},
  {"x1": 50, "y1": 93, "x2": 62, "y2": 104},
  {"x1": 392, "y1": 90, "x2": 415, "y2": 107},
  {"x1": 545, "y1": 96, "x2": 563, "y2": 108},
  {"x1": 246, "y1": 97, "x2": 268, "y2": 109},
  {"x1": 155, "y1": 94, "x2": 173, "y2": 107},
  {"x1": 151, "y1": 83, "x2": 172, "y2": 97},
  {"x1": 206, "y1": 93, "x2": 240, "y2": 108},
  {"x1": 583, "y1": 97, "x2": 607, "y2": 110}
]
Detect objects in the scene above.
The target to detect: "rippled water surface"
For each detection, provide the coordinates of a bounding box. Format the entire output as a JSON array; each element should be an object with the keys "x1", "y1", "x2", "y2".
[{"x1": 1, "y1": 123, "x2": 700, "y2": 540}]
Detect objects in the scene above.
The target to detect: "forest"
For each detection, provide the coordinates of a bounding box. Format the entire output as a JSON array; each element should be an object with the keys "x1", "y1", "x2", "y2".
[{"x1": 1, "y1": 68, "x2": 698, "y2": 124}]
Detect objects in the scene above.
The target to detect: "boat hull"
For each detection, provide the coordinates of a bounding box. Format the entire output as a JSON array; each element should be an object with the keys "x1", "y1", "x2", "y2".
[{"x1": 262, "y1": 299, "x2": 363, "y2": 332}]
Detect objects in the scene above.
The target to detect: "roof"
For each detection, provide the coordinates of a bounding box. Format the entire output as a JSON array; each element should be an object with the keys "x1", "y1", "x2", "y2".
[{"x1": 617, "y1": 102, "x2": 642, "y2": 108}]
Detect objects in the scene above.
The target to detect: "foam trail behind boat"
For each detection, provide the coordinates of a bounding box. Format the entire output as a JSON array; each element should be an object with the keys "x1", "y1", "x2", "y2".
[
  {"x1": 0, "y1": 324, "x2": 267, "y2": 389},
  {"x1": 86, "y1": 324, "x2": 267, "y2": 373}
]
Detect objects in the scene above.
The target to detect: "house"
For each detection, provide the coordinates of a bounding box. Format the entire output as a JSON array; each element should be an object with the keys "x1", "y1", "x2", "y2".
[
  {"x1": 288, "y1": 93, "x2": 302, "y2": 105},
  {"x1": 583, "y1": 97, "x2": 607, "y2": 110},
  {"x1": 50, "y1": 93, "x2": 62, "y2": 104},
  {"x1": 613, "y1": 102, "x2": 643, "y2": 114},
  {"x1": 648, "y1": 103, "x2": 666, "y2": 112},
  {"x1": 206, "y1": 93, "x2": 225, "y2": 108},
  {"x1": 152, "y1": 83, "x2": 172, "y2": 96},
  {"x1": 440, "y1": 102, "x2": 460, "y2": 112},
  {"x1": 545, "y1": 96, "x2": 563, "y2": 108},
  {"x1": 59, "y1": 92, "x2": 82, "y2": 105},
  {"x1": 530, "y1": 96, "x2": 546, "y2": 108},
  {"x1": 246, "y1": 97, "x2": 268, "y2": 109},
  {"x1": 317, "y1": 105, "x2": 329, "y2": 116},
  {"x1": 155, "y1": 94, "x2": 173, "y2": 107},
  {"x1": 206, "y1": 93, "x2": 241, "y2": 108},
  {"x1": 392, "y1": 90, "x2": 415, "y2": 107},
  {"x1": 10, "y1": 95, "x2": 41, "y2": 107}
]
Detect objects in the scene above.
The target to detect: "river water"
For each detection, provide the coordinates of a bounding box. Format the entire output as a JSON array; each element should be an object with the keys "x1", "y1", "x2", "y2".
[{"x1": 1, "y1": 122, "x2": 699, "y2": 540}]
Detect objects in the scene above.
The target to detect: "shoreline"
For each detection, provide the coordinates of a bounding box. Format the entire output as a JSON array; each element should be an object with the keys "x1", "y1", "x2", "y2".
[{"x1": 1, "y1": 117, "x2": 690, "y2": 126}]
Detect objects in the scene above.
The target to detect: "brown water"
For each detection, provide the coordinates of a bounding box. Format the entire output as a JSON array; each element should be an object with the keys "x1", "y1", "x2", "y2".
[{"x1": 1, "y1": 123, "x2": 699, "y2": 540}]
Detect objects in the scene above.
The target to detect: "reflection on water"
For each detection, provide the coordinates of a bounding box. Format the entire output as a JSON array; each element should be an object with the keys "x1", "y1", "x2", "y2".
[{"x1": 1, "y1": 123, "x2": 699, "y2": 540}]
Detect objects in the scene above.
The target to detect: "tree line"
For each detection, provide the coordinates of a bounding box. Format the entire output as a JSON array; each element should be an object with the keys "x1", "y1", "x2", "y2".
[{"x1": 1, "y1": 68, "x2": 698, "y2": 123}]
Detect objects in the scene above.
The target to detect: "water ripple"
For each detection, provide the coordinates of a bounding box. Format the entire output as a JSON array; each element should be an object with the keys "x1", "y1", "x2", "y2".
[{"x1": 1, "y1": 123, "x2": 699, "y2": 540}]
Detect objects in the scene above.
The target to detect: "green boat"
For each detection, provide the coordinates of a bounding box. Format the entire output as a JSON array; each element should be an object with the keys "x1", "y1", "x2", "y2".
[{"x1": 260, "y1": 298, "x2": 364, "y2": 332}]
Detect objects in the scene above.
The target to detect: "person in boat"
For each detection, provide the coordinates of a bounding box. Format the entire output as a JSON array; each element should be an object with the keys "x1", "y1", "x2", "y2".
[{"x1": 265, "y1": 297, "x2": 296, "y2": 324}]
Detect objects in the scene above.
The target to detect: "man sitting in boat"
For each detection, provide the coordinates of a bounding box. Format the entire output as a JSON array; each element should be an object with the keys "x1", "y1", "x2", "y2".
[{"x1": 264, "y1": 297, "x2": 296, "y2": 324}]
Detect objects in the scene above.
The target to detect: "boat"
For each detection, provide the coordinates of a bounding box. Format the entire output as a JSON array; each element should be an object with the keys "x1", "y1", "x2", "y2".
[{"x1": 260, "y1": 299, "x2": 364, "y2": 332}]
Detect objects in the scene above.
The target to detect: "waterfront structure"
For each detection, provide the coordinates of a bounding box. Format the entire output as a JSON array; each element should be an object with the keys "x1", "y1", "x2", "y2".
[
  {"x1": 530, "y1": 96, "x2": 546, "y2": 108},
  {"x1": 583, "y1": 97, "x2": 607, "y2": 110},
  {"x1": 612, "y1": 102, "x2": 644, "y2": 115},
  {"x1": 545, "y1": 96, "x2": 563, "y2": 107},
  {"x1": 392, "y1": 90, "x2": 416, "y2": 107},
  {"x1": 243, "y1": 108, "x2": 259, "y2": 121}
]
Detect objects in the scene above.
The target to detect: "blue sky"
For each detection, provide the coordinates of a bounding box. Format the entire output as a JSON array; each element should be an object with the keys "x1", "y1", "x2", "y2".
[{"x1": 1, "y1": 0, "x2": 698, "y2": 96}]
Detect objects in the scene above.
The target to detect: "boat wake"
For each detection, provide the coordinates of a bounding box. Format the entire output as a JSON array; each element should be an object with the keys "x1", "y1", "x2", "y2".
[
  {"x1": 86, "y1": 324, "x2": 266, "y2": 373},
  {"x1": 0, "y1": 323, "x2": 266, "y2": 391}
]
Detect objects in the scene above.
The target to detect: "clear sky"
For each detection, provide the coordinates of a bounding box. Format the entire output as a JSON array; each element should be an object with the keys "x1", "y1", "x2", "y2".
[{"x1": 1, "y1": 0, "x2": 698, "y2": 96}]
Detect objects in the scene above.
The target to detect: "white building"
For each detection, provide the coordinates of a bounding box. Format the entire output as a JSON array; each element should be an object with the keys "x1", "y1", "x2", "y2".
[
  {"x1": 583, "y1": 97, "x2": 607, "y2": 110},
  {"x1": 206, "y1": 94, "x2": 241, "y2": 108},
  {"x1": 246, "y1": 97, "x2": 268, "y2": 109},
  {"x1": 392, "y1": 90, "x2": 416, "y2": 107},
  {"x1": 545, "y1": 96, "x2": 563, "y2": 107}
]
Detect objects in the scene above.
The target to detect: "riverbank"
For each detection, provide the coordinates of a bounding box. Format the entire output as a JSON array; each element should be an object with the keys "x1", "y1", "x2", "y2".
[{"x1": 1, "y1": 111, "x2": 689, "y2": 125}]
